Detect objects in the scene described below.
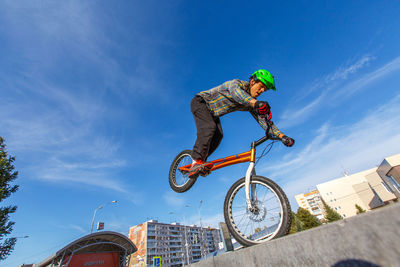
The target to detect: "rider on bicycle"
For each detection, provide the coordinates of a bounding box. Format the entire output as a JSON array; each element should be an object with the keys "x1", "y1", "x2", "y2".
[{"x1": 189, "y1": 69, "x2": 295, "y2": 178}]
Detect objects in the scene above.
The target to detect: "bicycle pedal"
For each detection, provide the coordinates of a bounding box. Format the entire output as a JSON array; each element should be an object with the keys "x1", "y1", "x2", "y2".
[
  {"x1": 199, "y1": 172, "x2": 209, "y2": 177},
  {"x1": 199, "y1": 168, "x2": 211, "y2": 177}
]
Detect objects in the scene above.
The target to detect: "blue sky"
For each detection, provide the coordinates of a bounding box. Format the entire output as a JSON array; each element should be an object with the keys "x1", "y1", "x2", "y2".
[{"x1": 1, "y1": 0, "x2": 400, "y2": 265}]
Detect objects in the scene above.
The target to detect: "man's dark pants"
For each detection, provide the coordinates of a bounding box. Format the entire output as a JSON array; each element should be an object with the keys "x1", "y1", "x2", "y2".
[{"x1": 191, "y1": 95, "x2": 223, "y2": 161}]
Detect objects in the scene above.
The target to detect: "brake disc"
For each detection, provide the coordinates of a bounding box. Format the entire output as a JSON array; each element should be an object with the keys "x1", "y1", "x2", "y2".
[{"x1": 247, "y1": 200, "x2": 267, "y2": 222}]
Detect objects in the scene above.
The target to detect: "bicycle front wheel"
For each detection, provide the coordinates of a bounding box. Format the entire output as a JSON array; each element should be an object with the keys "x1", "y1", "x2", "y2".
[
  {"x1": 169, "y1": 150, "x2": 197, "y2": 193},
  {"x1": 224, "y1": 176, "x2": 291, "y2": 247}
]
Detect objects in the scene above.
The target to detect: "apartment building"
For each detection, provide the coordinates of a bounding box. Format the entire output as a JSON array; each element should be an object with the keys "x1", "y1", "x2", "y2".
[
  {"x1": 295, "y1": 190, "x2": 325, "y2": 220},
  {"x1": 316, "y1": 153, "x2": 400, "y2": 219},
  {"x1": 128, "y1": 220, "x2": 221, "y2": 267}
]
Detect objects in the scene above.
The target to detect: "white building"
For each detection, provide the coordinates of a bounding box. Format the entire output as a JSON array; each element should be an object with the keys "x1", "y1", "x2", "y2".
[
  {"x1": 128, "y1": 220, "x2": 220, "y2": 267},
  {"x1": 295, "y1": 190, "x2": 325, "y2": 220},
  {"x1": 316, "y1": 154, "x2": 400, "y2": 219}
]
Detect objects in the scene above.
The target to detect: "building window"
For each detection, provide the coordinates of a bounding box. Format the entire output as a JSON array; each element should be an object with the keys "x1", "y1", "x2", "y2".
[
  {"x1": 381, "y1": 181, "x2": 393, "y2": 193},
  {"x1": 387, "y1": 175, "x2": 400, "y2": 193}
]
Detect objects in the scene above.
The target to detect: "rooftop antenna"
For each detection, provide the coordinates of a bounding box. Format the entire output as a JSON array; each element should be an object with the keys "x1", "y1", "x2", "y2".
[{"x1": 340, "y1": 163, "x2": 349, "y2": 176}]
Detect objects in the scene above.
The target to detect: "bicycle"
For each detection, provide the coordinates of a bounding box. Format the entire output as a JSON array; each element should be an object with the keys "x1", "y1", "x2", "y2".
[{"x1": 168, "y1": 123, "x2": 292, "y2": 247}]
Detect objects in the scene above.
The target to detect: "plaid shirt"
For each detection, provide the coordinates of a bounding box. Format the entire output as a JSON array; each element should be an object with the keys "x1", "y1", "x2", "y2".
[{"x1": 197, "y1": 79, "x2": 284, "y2": 138}]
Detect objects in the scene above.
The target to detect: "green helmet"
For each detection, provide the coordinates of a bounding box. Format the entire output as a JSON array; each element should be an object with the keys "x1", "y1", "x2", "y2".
[{"x1": 251, "y1": 69, "x2": 276, "y2": 91}]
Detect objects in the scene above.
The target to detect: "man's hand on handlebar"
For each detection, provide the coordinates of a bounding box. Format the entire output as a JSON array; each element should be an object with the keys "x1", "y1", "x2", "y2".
[
  {"x1": 281, "y1": 135, "x2": 295, "y2": 147},
  {"x1": 254, "y1": 101, "x2": 272, "y2": 121},
  {"x1": 264, "y1": 120, "x2": 293, "y2": 147},
  {"x1": 254, "y1": 101, "x2": 270, "y2": 116}
]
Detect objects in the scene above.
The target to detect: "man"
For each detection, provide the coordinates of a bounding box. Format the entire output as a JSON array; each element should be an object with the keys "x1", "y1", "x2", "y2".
[{"x1": 189, "y1": 69, "x2": 295, "y2": 178}]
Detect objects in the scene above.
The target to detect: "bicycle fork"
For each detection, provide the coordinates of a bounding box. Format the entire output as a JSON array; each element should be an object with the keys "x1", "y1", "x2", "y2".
[{"x1": 245, "y1": 148, "x2": 257, "y2": 212}]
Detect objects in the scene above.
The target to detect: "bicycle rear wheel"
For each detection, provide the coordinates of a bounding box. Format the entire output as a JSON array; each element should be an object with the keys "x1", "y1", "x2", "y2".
[
  {"x1": 169, "y1": 150, "x2": 197, "y2": 193},
  {"x1": 224, "y1": 176, "x2": 291, "y2": 247}
]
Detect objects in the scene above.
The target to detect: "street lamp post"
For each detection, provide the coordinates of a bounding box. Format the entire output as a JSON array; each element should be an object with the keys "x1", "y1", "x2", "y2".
[
  {"x1": 198, "y1": 200, "x2": 203, "y2": 227},
  {"x1": 198, "y1": 200, "x2": 205, "y2": 258},
  {"x1": 90, "y1": 200, "x2": 117, "y2": 234},
  {"x1": 169, "y1": 207, "x2": 191, "y2": 266},
  {"x1": 183, "y1": 204, "x2": 191, "y2": 265}
]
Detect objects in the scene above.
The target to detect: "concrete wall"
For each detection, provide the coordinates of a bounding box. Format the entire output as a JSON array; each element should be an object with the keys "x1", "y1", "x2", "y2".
[{"x1": 190, "y1": 203, "x2": 400, "y2": 267}]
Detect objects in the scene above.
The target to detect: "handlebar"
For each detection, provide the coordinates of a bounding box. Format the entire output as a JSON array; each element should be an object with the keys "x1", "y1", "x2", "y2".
[
  {"x1": 253, "y1": 136, "x2": 268, "y2": 148},
  {"x1": 252, "y1": 122, "x2": 281, "y2": 148}
]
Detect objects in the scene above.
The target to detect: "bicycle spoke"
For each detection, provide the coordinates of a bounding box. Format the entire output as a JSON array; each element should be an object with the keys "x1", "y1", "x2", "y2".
[
  {"x1": 236, "y1": 213, "x2": 248, "y2": 229},
  {"x1": 232, "y1": 211, "x2": 248, "y2": 218},
  {"x1": 232, "y1": 204, "x2": 247, "y2": 210},
  {"x1": 262, "y1": 193, "x2": 275, "y2": 203},
  {"x1": 226, "y1": 178, "x2": 289, "y2": 245},
  {"x1": 267, "y1": 206, "x2": 281, "y2": 211},
  {"x1": 243, "y1": 220, "x2": 250, "y2": 235},
  {"x1": 174, "y1": 154, "x2": 192, "y2": 187}
]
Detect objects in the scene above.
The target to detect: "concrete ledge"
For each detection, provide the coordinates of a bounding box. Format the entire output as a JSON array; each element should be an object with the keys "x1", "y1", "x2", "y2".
[{"x1": 190, "y1": 203, "x2": 400, "y2": 267}]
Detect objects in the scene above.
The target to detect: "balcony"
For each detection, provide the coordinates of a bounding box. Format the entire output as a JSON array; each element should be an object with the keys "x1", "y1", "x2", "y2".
[
  {"x1": 170, "y1": 233, "x2": 182, "y2": 237},
  {"x1": 169, "y1": 245, "x2": 182, "y2": 248},
  {"x1": 170, "y1": 254, "x2": 184, "y2": 259},
  {"x1": 169, "y1": 248, "x2": 182, "y2": 253},
  {"x1": 147, "y1": 243, "x2": 156, "y2": 248}
]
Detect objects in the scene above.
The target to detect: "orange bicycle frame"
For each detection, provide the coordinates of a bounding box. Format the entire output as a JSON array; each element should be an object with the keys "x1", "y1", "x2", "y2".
[{"x1": 178, "y1": 148, "x2": 256, "y2": 173}]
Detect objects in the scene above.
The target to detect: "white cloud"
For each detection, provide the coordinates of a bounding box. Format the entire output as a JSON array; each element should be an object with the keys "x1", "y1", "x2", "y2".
[
  {"x1": 0, "y1": 2, "x2": 178, "y2": 197},
  {"x1": 0, "y1": 2, "x2": 134, "y2": 195},
  {"x1": 278, "y1": 93, "x2": 326, "y2": 128},
  {"x1": 332, "y1": 56, "x2": 400, "y2": 100},
  {"x1": 163, "y1": 191, "x2": 185, "y2": 208},
  {"x1": 297, "y1": 55, "x2": 373, "y2": 99},
  {"x1": 197, "y1": 213, "x2": 224, "y2": 229},
  {"x1": 279, "y1": 56, "x2": 400, "y2": 129},
  {"x1": 69, "y1": 224, "x2": 87, "y2": 234},
  {"x1": 261, "y1": 94, "x2": 400, "y2": 208},
  {"x1": 104, "y1": 216, "x2": 133, "y2": 234},
  {"x1": 1, "y1": 93, "x2": 129, "y2": 191},
  {"x1": 327, "y1": 55, "x2": 373, "y2": 81}
]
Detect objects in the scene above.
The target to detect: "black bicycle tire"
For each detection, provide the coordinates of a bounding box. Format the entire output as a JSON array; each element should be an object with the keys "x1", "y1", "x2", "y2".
[
  {"x1": 168, "y1": 150, "x2": 197, "y2": 193},
  {"x1": 223, "y1": 175, "x2": 291, "y2": 247}
]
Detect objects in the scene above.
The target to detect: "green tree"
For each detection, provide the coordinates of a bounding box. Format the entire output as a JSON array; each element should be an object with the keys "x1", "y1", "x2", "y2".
[
  {"x1": 0, "y1": 137, "x2": 19, "y2": 261},
  {"x1": 322, "y1": 200, "x2": 342, "y2": 222},
  {"x1": 289, "y1": 211, "x2": 304, "y2": 234},
  {"x1": 355, "y1": 204, "x2": 366, "y2": 214},
  {"x1": 296, "y1": 207, "x2": 321, "y2": 229}
]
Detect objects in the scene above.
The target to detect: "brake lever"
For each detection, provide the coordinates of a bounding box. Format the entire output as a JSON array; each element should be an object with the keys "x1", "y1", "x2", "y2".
[{"x1": 265, "y1": 121, "x2": 281, "y2": 141}]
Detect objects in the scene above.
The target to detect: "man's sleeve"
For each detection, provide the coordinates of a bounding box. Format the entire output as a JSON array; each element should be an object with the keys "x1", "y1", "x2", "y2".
[
  {"x1": 229, "y1": 80, "x2": 253, "y2": 106},
  {"x1": 250, "y1": 110, "x2": 284, "y2": 138}
]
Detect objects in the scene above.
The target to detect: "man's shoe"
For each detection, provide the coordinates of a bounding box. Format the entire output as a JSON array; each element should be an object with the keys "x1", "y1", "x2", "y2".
[
  {"x1": 199, "y1": 163, "x2": 213, "y2": 177},
  {"x1": 188, "y1": 160, "x2": 213, "y2": 179}
]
